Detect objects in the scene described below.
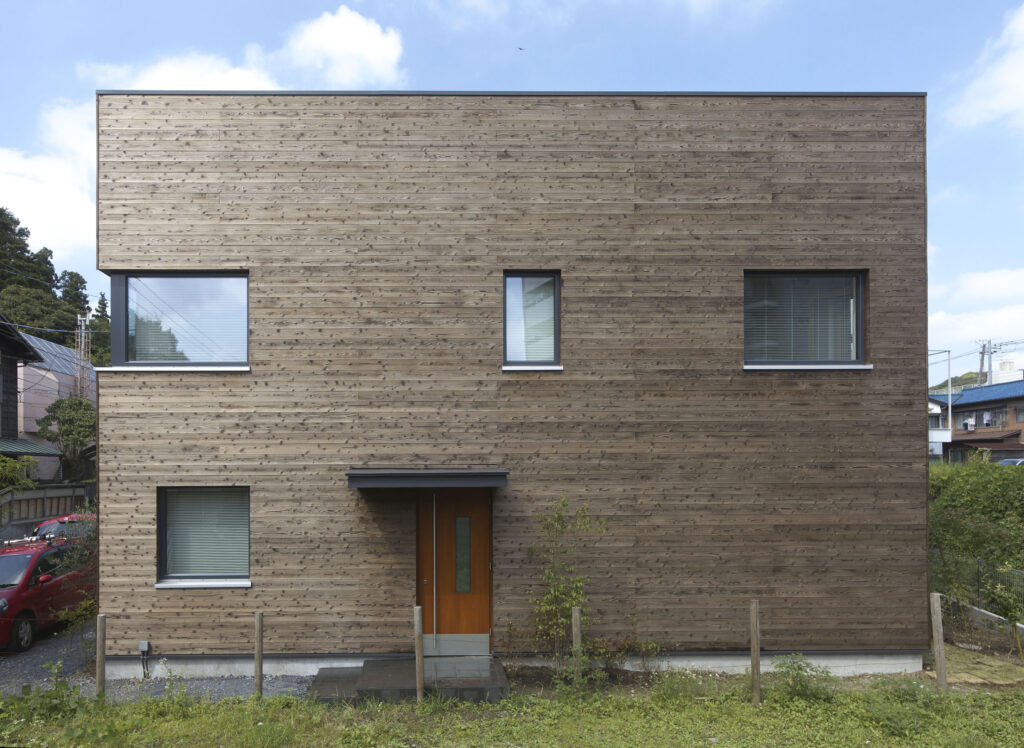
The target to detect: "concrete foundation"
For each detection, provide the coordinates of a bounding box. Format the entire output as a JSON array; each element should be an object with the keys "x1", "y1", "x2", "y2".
[
  {"x1": 516, "y1": 652, "x2": 923, "y2": 677},
  {"x1": 105, "y1": 650, "x2": 923, "y2": 680}
]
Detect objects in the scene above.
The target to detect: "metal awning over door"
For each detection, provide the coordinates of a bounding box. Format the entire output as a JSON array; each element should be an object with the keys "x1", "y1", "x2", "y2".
[{"x1": 346, "y1": 469, "x2": 508, "y2": 489}]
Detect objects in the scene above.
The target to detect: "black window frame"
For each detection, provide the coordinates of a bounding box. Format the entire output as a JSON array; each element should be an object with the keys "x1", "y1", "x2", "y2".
[
  {"x1": 503, "y1": 270, "x2": 561, "y2": 366},
  {"x1": 157, "y1": 486, "x2": 251, "y2": 582},
  {"x1": 109, "y1": 272, "x2": 250, "y2": 366},
  {"x1": 743, "y1": 270, "x2": 866, "y2": 366}
]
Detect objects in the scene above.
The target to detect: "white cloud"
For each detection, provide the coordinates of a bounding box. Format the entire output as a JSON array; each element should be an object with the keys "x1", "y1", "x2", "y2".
[
  {"x1": 930, "y1": 305, "x2": 1024, "y2": 350},
  {"x1": 0, "y1": 100, "x2": 96, "y2": 270},
  {"x1": 276, "y1": 5, "x2": 404, "y2": 87},
  {"x1": 952, "y1": 267, "x2": 1024, "y2": 304},
  {"x1": 429, "y1": 0, "x2": 771, "y2": 27},
  {"x1": 429, "y1": 0, "x2": 511, "y2": 23},
  {"x1": 950, "y1": 3, "x2": 1024, "y2": 129},
  {"x1": 929, "y1": 283, "x2": 949, "y2": 300},
  {"x1": 2, "y1": 4, "x2": 405, "y2": 295},
  {"x1": 77, "y1": 51, "x2": 279, "y2": 90},
  {"x1": 927, "y1": 241, "x2": 940, "y2": 258},
  {"x1": 931, "y1": 186, "x2": 965, "y2": 203},
  {"x1": 77, "y1": 5, "x2": 404, "y2": 91}
]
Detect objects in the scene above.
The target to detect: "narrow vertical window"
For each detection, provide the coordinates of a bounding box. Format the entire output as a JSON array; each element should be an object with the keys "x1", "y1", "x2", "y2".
[
  {"x1": 504, "y1": 271, "x2": 560, "y2": 365},
  {"x1": 455, "y1": 516, "x2": 471, "y2": 593}
]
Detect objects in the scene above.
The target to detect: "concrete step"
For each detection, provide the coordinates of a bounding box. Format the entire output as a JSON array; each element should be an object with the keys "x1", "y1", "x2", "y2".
[{"x1": 310, "y1": 656, "x2": 509, "y2": 704}]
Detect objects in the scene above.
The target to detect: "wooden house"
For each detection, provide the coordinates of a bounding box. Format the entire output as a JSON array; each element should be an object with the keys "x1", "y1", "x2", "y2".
[
  {"x1": 930, "y1": 381, "x2": 1024, "y2": 462},
  {"x1": 0, "y1": 314, "x2": 62, "y2": 465},
  {"x1": 96, "y1": 92, "x2": 928, "y2": 673}
]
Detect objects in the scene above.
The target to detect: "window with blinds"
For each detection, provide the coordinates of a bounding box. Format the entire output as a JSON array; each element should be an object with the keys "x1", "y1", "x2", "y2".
[
  {"x1": 159, "y1": 487, "x2": 250, "y2": 579},
  {"x1": 743, "y1": 272, "x2": 865, "y2": 364},
  {"x1": 504, "y1": 271, "x2": 560, "y2": 365},
  {"x1": 127, "y1": 275, "x2": 248, "y2": 364}
]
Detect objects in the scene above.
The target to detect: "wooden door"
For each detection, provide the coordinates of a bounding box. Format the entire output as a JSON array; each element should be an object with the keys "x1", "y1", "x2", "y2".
[{"x1": 416, "y1": 490, "x2": 491, "y2": 646}]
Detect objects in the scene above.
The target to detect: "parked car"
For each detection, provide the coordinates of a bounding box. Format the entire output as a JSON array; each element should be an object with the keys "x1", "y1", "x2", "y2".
[
  {"x1": 32, "y1": 513, "x2": 96, "y2": 540},
  {"x1": 0, "y1": 536, "x2": 97, "y2": 651},
  {"x1": 997, "y1": 458, "x2": 1024, "y2": 466}
]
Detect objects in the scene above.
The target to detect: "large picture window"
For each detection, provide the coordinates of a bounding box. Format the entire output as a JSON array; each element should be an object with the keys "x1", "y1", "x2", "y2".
[
  {"x1": 110, "y1": 274, "x2": 248, "y2": 365},
  {"x1": 744, "y1": 271, "x2": 865, "y2": 365},
  {"x1": 504, "y1": 271, "x2": 560, "y2": 366},
  {"x1": 158, "y1": 487, "x2": 250, "y2": 582}
]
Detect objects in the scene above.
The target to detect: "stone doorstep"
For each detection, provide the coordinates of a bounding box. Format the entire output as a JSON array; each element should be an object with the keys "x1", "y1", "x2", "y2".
[{"x1": 310, "y1": 657, "x2": 509, "y2": 705}]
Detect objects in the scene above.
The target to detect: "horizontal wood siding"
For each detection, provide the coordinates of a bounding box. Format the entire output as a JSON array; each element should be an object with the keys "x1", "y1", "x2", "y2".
[{"x1": 97, "y1": 94, "x2": 927, "y2": 656}]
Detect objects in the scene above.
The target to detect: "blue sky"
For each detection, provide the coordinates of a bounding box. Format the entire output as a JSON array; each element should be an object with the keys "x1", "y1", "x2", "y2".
[{"x1": 2, "y1": 1, "x2": 1023, "y2": 383}]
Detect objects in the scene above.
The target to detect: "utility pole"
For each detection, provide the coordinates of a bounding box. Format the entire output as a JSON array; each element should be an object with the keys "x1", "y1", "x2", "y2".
[
  {"x1": 989, "y1": 339, "x2": 995, "y2": 386},
  {"x1": 74, "y1": 314, "x2": 91, "y2": 398},
  {"x1": 978, "y1": 341, "x2": 987, "y2": 386}
]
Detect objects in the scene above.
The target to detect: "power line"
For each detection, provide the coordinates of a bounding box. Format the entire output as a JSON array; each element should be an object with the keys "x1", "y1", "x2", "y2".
[
  {"x1": 0, "y1": 261, "x2": 104, "y2": 301},
  {"x1": 3, "y1": 321, "x2": 106, "y2": 334}
]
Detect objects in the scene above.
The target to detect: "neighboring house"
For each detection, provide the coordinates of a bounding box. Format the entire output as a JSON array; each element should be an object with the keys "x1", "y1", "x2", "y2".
[
  {"x1": 96, "y1": 92, "x2": 927, "y2": 673},
  {"x1": 18, "y1": 333, "x2": 97, "y2": 480},
  {"x1": 930, "y1": 380, "x2": 1024, "y2": 462},
  {"x1": 0, "y1": 314, "x2": 61, "y2": 466},
  {"x1": 928, "y1": 400, "x2": 951, "y2": 462}
]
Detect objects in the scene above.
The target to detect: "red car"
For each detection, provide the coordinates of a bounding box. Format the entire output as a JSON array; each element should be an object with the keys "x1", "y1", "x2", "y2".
[
  {"x1": 0, "y1": 536, "x2": 97, "y2": 651},
  {"x1": 32, "y1": 514, "x2": 97, "y2": 540}
]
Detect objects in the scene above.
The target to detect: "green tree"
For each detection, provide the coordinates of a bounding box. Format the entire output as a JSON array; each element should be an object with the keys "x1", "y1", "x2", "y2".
[
  {"x1": 58, "y1": 270, "x2": 89, "y2": 316},
  {"x1": 0, "y1": 455, "x2": 37, "y2": 491},
  {"x1": 86, "y1": 292, "x2": 111, "y2": 365},
  {"x1": 35, "y1": 397, "x2": 96, "y2": 481},
  {"x1": 930, "y1": 453, "x2": 1024, "y2": 617},
  {"x1": 88, "y1": 315, "x2": 111, "y2": 367},
  {"x1": 930, "y1": 371, "x2": 981, "y2": 393},
  {"x1": 0, "y1": 207, "x2": 58, "y2": 294},
  {"x1": 0, "y1": 285, "x2": 78, "y2": 346},
  {"x1": 528, "y1": 497, "x2": 605, "y2": 656},
  {"x1": 93, "y1": 291, "x2": 109, "y2": 320}
]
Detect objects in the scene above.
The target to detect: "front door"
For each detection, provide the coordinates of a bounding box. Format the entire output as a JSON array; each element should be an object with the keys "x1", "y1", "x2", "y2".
[{"x1": 416, "y1": 489, "x2": 491, "y2": 655}]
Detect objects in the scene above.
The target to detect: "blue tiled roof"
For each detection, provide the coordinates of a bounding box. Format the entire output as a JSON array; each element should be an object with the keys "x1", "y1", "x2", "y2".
[
  {"x1": 21, "y1": 333, "x2": 96, "y2": 383},
  {"x1": 929, "y1": 379, "x2": 1024, "y2": 407}
]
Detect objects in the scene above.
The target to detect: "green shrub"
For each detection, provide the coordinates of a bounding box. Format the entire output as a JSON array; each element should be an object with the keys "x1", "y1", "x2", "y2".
[
  {"x1": 929, "y1": 452, "x2": 1024, "y2": 568},
  {"x1": 650, "y1": 670, "x2": 708, "y2": 705},
  {"x1": 769, "y1": 654, "x2": 836, "y2": 703},
  {"x1": 527, "y1": 497, "x2": 605, "y2": 656},
  {"x1": 859, "y1": 677, "x2": 944, "y2": 738}
]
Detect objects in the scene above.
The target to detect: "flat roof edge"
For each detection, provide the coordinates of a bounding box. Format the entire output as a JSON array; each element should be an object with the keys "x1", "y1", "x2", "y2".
[{"x1": 95, "y1": 90, "x2": 927, "y2": 98}]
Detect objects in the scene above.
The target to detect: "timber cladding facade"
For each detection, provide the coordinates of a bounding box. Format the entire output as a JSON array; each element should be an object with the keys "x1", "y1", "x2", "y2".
[{"x1": 95, "y1": 92, "x2": 927, "y2": 659}]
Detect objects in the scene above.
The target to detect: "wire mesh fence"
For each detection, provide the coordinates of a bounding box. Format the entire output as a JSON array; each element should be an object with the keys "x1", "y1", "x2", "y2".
[{"x1": 931, "y1": 551, "x2": 1024, "y2": 616}]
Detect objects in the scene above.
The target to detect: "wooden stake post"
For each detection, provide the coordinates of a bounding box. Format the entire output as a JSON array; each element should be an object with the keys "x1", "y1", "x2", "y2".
[
  {"x1": 750, "y1": 600, "x2": 761, "y2": 707},
  {"x1": 930, "y1": 593, "x2": 947, "y2": 692},
  {"x1": 414, "y1": 606, "x2": 424, "y2": 702},
  {"x1": 254, "y1": 612, "x2": 264, "y2": 698},
  {"x1": 572, "y1": 606, "x2": 582, "y2": 683},
  {"x1": 96, "y1": 614, "x2": 106, "y2": 698}
]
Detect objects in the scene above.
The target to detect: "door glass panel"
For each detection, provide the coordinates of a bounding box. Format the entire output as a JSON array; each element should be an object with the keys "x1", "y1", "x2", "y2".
[{"x1": 455, "y1": 517, "x2": 471, "y2": 593}]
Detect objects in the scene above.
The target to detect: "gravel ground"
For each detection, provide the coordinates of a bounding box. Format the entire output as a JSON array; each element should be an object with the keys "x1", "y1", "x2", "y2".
[{"x1": 1, "y1": 622, "x2": 313, "y2": 702}]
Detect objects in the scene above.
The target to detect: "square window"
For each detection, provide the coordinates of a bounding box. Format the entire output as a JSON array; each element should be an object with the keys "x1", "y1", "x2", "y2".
[
  {"x1": 110, "y1": 274, "x2": 248, "y2": 365},
  {"x1": 158, "y1": 487, "x2": 250, "y2": 581},
  {"x1": 744, "y1": 271, "x2": 865, "y2": 364},
  {"x1": 504, "y1": 271, "x2": 560, "y2": 365}
]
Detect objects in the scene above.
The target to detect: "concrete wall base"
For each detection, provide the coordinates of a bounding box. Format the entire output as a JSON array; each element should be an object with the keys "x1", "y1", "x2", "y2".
[
  {"x1": 104, "y1": 651, "x2": 922, "y2": 680},
  {"x1": 513, "y1": 652, "x2": 923, "y2": 677},
  {"x1": 105, "y1": 654, "x2": 372, "y2": 680}
]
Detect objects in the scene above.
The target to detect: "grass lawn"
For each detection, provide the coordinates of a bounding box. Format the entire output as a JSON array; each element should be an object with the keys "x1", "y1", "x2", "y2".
[{"x1": 2, "y1": 656, "x2": 1024, "y2": 746}]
